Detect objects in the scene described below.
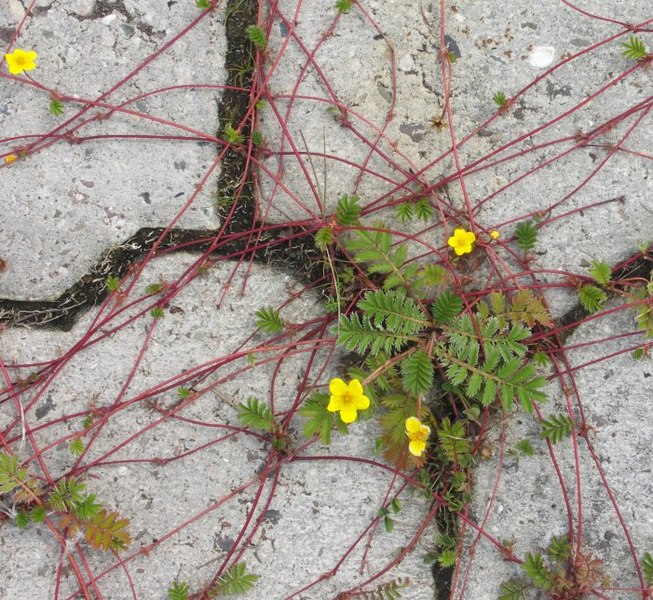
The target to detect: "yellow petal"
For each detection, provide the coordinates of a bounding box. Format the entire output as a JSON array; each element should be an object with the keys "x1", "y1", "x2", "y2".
[
  {"x1": 340, "y1": 406, "x2": 357, "y2": 423},
  {"x1": 405, "y1": 416, "x2": 422, "y2": 434},
  {"x1": 329, "y1": 378, "x2": 347, "y2": 396},
  {"x1": 327, "y1": 396, "x2": 342, "y2": 413},
  {"x1": 354, "y1": 393, "x2": 370, "y2": 410},
  {"x1": 409, "y1": 439, "x2": 426, "y2": 456},
  {"x1": 348, "y1": 378, "x2": 363, "y2": 396}
]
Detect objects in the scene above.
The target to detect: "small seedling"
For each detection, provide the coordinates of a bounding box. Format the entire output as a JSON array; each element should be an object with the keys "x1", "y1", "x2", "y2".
[
  {"x1": 49, "y1": 99, "x2": 65, "y2": 116},
  {"x1": 335, "y1": 0, "x2": 352, "y2": 13},
  {"x1": 622, "y1": 36, "x2": 648, "y2": 60},
  {"x1": 224, "y1": 123, "x2": 245, "y2": 145},
  {"x1": 246, "y1": 25, "x2": 267, "y2": 50},
  {"x1": 493, "y1": 91, "x2": 507, "y2": 107}
]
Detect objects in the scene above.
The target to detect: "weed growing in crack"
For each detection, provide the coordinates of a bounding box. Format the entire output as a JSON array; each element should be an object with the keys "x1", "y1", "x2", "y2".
[{"x1": 0, "y1": 453, "x2": 131, "y2": 552}]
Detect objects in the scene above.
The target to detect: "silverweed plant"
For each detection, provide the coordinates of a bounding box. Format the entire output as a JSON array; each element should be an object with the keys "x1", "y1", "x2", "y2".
[
  {"x1": 251, "y1": 189, "x2": 653, "y2": 591},
  {"x1": 3, "y1": 3, "x2": 653, "y2": 599}
]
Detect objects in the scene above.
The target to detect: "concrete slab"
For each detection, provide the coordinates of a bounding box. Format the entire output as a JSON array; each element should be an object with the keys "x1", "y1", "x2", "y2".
[
  {"x1": 0, "y1": 254, "x2": 436, "y2": 598},
  {"x1": 456, "y1": 305, "x2": 653, "y2": 599},
  {"x1": 1, "y1": 0, "x2": 223, "y2": 300},
  {"x1": 1, "y1": 0, "x2": 652, "y2": 599}
]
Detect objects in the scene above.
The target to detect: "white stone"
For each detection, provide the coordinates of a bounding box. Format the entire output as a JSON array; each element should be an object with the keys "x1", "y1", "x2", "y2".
[{"x1": 528, "y1": 45, "x2": 555, "y2": 68}]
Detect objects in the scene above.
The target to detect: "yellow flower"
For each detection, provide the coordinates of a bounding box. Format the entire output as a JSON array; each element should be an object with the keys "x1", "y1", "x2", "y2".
[
  {"x1": 405, "y1": 417, "x2": 430, "y2": 457},
  {"x1": 5, "y1": 49, "x2": 38, "y2": 75},
  {"x1": 327, "y1": 378, "x2": 370, "y2": 423},
  {"x1": 5, "y1": 154, "x2": 18, "y2": 164},
  {"x1": 490, "y1": 230, "x2": 500, "y2": 240},
  {"x1": 447, "y1": 228, "x2": 476, "y2": 256}
]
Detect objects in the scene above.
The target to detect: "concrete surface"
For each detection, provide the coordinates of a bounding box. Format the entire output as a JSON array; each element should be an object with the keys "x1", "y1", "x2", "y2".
[{"x1": 1, "y1": 0, "x2": 652, "y2": 599}]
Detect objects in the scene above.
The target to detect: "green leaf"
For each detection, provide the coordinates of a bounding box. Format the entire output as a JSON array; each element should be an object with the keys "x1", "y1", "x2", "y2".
[
  {"x1": 210, "y1": 562, "x2": 259, "y2": 596},
  {"x1": 335, "y1": 0, "x2": 352, "y2": 13},
  {"x1": 400, "y1": 350, "x2": 434, "y2": 396},
  {"x1": 15, "y1": 511, "x2": 30, "y2": 528},
  {"x1": 390, "y1": 497, "x2": 401, "y2": 513},
  {"x1": 499, "y1": 579, "x2": 527, "y2": 600},
  {"x1": 31, "y1": 506, "x2": 47, "y2": 523},
  {"x1": 622, "y1": 36, "x2": 648, "y2": 60},
  {"x1": 522, "y1": 552, "x2": 553, "y2": 590},
  {"x1": 251, "y1": 131, "x2": 264, "y2": 147},
  {"x1": 48, "y1": 479, "x2": 87, "y2": 513},
  {"x1": 150, "y1": 307, "x2": 165, "y2": 318},
  {"x1": 255, "y1": 307, "x2": 284, "y2": 333},
  {"x1": 630, "y1": 287, "x2": 653, "y2": 337},
  {"x1": 540, "y1": 413, "x2": 574, "y2": 444},
  {"x1": 547, "y1": 534, "x2": 572, "y2": 564},
  {"x1": 513, "y1": 439, "x2": 534, "y2": 457},
  {"x1": 246, "y1": 25, "x2": 267, "y2": 50},
  {"x1": 238, "y1": 397, "x2": 275, "y2": 432},
  {"x1": 145, "y1": 282, "x2": 164, "y2": 294},
  {"x1": 346, "y1": 225, "x2": 412, "y2": 290},
  {"x1": 642, "y1": 552, "x2": 653, "y2": 586},
  {"x1": 196, "y1": 0, "x2": 212, "y2": 8},
  {"x1": 73, "y1": 493, "x2": 103, "y2": 520},
  {"x1": 532, "y1": 351, "x2": 551, "y2": 367},
  {"x1": 432, "y1": 290, "x2": 463, "y2": 324},
  {"x1": 69, "y1": 438, "x2": 85, "y2": 456},
  {"x1": 299, "y1": 392, "x2": 339, "y2": 445},
  {"x1": 589, "y1": 260, "x2": 611, "y2": 285},
  {"x1": 514, "y1": 221, "x2": 538, "y2": 252},
  {"x1": 384, "y1": 515, "x2": 394, "y2": 533},
  {"x1": 0, "y1": 452, "x2": 28, "y2": 494},
  {"x1": 357, "y1": 289, "x2": 428, "y2": 334},
  {"x1": 106, "y1": 275, "x2": 120, "y2": 292},
  {"x1": 578, "y1": 284, "x2": 606, "y2": 314},
  {"x1": 335, "y1": 194, "x2": 361, "y2": 225},
  {"x1": 438, "y1": 549, "x2": 458, "y2": 567},
  {"x1": 437, "y1": 418, "x2": 471, "y2": 465},
  {"x1": 414, "y1": 198, "x2": 433, "y2": 221},
  {"x1": 49, "y1": 99, "x2": 65, "y2": 116},
  {"x1": 168, "y1": 581, "x2": 190, "y2": 600},
  {"x1": 493, "y1": 91, "x2": 507, "y2": 107},
  {"x1": 315, "y1": 227, "x2": 335, "y2": 252},
  {"x1": 224, "y1": 122, "x2": 245, "y2": 145},
  {"x1": 337, "y1": 313, "x2": 417, "y2": 357},
  {"x1": 418, "y1": 264, "x2": 448, "y2": 287},
  {"x1": 395, "y1": 202, "x2": 413, "y2": 223}
]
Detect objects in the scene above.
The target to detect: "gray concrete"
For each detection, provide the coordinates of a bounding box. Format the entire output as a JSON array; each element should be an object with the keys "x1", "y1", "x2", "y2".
[{"x1": 1, "y1": 0, "x2": 652, "y2": 599}]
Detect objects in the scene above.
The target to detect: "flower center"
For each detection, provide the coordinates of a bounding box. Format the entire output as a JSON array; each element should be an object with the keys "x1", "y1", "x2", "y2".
[
  {"x1": 340, "y1": 392, "x2": 354, "y2": 407},
  {"x1": 412, "y1": 429, "x2": 427, "y2": 442}
]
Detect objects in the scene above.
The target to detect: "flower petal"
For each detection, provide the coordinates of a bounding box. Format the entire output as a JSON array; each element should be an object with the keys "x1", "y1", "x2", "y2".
[
  {"x1": 348, "y1": 378, "x2": 363, "y2": 396},
  {"x1": 329, "y1": 378, "x2": 347, "y2": 396},
  {"x1": 409, "y1": 439, "x2": 426, "y2": 456},
  {"x1": 405, "y1": 416, "x2": 421, "y2": 434},
  {"x1": 327, "y1": 395, "x2": 342, "y2": 413},
  {"x1": 353, "y1": 393, "x2": 370, "y2": 410},
  {"x1": 340, "y1": 406, "x2": 358, "y2": 423}
]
